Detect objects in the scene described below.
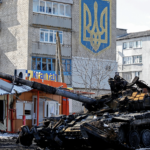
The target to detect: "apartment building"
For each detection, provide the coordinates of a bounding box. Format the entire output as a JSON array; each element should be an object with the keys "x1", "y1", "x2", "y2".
[
  {"x1": 117, "y1": 29, "x2": 150, "y2": 85},
  {"x1": 0, "y1": 0, "x2": 116, "y2": 113}
]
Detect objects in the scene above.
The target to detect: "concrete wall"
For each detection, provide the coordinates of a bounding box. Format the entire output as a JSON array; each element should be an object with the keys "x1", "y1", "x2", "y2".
[
  {"x1": 72, "y1": 57, "x2": 117, "y2": 89},
  {"x1": 32, "y1": 43, "x2": 71, "y2": 57},
  {"x1": 117, "y1": 36, "x2": 150, "y2": 85},
  {"x1": 71, "y1": 0, "x2": 117, "y2": 89},
  {"x1": 70, "y1": 0, "x2": 117, "y2": 112},
  {"x1": 0, "y1": 0, "x2": 30, "y2": 75},
  {"x1": 28, "y1": 0, "x2": 72, "y2": 71},
  {"x1": 32, "y1": 13, "x2": 72, "y2": 29},
  {"x1": 31, "y1": 27, "x2": 72, "y2": 58},
  {"x1": 72, "y1": 0, "x2": 116, "y2": 60}
]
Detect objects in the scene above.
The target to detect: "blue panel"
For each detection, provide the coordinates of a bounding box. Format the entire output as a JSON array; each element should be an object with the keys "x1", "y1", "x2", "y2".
[{"x1": 80, "y1": 0, "x2": 111, "y2": 54}]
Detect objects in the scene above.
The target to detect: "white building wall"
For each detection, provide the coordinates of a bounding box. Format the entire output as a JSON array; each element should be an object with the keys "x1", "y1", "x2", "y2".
[{"x1": 117, "y1": 36, "x2": 150, "y2": 85}]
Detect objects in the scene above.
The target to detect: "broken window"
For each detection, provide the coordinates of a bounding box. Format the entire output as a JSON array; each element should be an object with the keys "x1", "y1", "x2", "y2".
[
  {"x1": 46, "y1": 2, "x2": 52, "y2": 14},
  {"x1": 45, "y1": 101, "x2": 59, "y2": 117},
  {"x1": 32, "y1": 57, "x2": 71, "y2": 75},
  {"x1": 40, "y1": 1, "x2": 45, "y2": 12},
  {"x1": 25, "y1": 103, "x2": 32, "y2": 119},
  {"x1": 42, "y1": 58, "x2": 47, "y2": 71}
]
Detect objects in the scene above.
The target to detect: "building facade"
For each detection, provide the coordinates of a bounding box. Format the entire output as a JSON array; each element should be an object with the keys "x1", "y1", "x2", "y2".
[
  {"x1": 0, "y1": 0, "x2": 117, "y2": 113},
  {"x1": 117, "y1": 29, "x2": 150, "y2": 85}
]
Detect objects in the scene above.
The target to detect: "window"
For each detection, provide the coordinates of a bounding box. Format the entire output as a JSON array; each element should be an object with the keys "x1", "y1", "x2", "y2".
[
  {"x1": 123, "y1": 41, "x2": 142, "y2": 49},
  {"x1": 59, "y1": 4, "x2": 64, "y2": 15},
  {"x1": 40, "y1": 1, "x2": 45, "y2": 12},
  {"x1": 46, "y1": 2, "x2": 52, "y2": 14},
  {"x1": 32, "y1": 58, "x2": 36, "y2": 70},
  {"x1": 25, "y1": 103, "x2": 32, "y2": 119},
  {"x1": 16, "y1": 102, "x2": 23, "y2": 119},
  {"x1": 129, "y1": 42, "x2": 133, "y2": 48},
  {"x1": 123, "y1": 43, "x2": 127, "y2": 49},
  {"x1": 134, "y1": 41, "x2": 142, "y2": 48},
  {"x1": 62, "y1": 59, "x2": 71, "y2": 74},
  {"x1": 123, "y1": 55, "x2": 142, "y2": 64},
  {"x1": 33, "y1": 0, "x2": 39, "y2": 12},
  {"x1": 16, "y1": 102, "x2": 32, "y2": 120},
  {"x1": 45, "y1": 101, "x2": 59, "y2": 117},
  {"x1": 133, "y1": 55, "x2": 142, "y2": 64},
  {"x1": 123, "y1": 56, "x2": 132, "y2": 64},
  {"x1": 42, "y1": 58, "x2": 47, "y2": 71},
  {"x1": 40, "y1": 29, "x2": 63, "y2": 44},
  {"x1": 123, "y1": 73, "x2": 132, "y2": 82},
  {"x1": 33, "y1": 1, "x2": 71, "y2": 17},
  {"x1": 32, "y1": 57, "x2": 72, "y2": 75},
  {"x1": 53, "y1": 3, "x2": 58, "y2": 15},
  {"x1": 65, "y1": 5, "x2": 71, "y2": 17},
  {"x1": 135, "y1": 72, "x2": 141, "y2": 77}
]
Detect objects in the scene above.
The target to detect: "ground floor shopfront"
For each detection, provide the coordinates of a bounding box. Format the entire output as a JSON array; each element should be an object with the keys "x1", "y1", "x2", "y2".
[{"x1": 0, "y1": 78, "x2": 68, "y2": 133}]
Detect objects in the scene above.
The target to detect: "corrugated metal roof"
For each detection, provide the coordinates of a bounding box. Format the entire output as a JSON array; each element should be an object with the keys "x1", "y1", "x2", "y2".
[{"x1": 0, "y1": 85, "x2": 32, "y2": 95}]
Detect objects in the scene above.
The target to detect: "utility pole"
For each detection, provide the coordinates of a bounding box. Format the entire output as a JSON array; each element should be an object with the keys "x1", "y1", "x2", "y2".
[{"x1": 55, "y1": 32, "x2": 64, "y2": 83}]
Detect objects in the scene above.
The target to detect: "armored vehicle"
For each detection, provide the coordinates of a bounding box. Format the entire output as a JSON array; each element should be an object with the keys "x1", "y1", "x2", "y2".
[{"x1": 0, "y1": 72, "x2": 150, "y2": 149}]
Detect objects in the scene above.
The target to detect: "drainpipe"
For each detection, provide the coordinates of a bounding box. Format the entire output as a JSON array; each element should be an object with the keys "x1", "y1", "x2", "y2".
[{"x1": 37, "y1": 91, "x2": 39, "y2": 126}]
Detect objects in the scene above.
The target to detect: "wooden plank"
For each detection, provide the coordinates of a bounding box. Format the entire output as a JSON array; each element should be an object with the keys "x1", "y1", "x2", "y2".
[
  {"x1": 55, "y1": 36, "x2": 58, "y2": 82},
  {"x1": 56, "y1": 32, "x2": 64, "y2": 83}
]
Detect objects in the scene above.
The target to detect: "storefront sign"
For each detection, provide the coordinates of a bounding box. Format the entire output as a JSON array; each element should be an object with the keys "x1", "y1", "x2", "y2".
[{"x1": 26, "y1": 70, "x2": 57, "y2": 81}]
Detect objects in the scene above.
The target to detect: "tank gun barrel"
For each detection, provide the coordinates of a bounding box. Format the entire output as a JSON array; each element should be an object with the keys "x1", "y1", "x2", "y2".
[{"x1": 0, "y1": 72, "x2": 96, "y2": 104}]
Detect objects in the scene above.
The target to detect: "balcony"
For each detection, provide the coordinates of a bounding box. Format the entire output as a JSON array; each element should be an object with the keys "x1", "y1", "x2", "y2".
[
  {"x1": 32, "y1": 42, "x2": 71, "y2": 57},
  {"x1": 32, "y1": 13, "x2": 71, "y2": 30}
]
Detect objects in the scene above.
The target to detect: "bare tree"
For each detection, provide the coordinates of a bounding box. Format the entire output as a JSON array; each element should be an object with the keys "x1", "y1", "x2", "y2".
[
  {"x1": 72, "y1": 49, "x2": 117, "y2": 96},
  {"x1": 61, "y1": 47, "x2": 117, "y2": 97}
]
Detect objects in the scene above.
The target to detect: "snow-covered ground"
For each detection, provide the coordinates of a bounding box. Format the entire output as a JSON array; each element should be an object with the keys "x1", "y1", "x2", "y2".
[{"x1": 0, "y1": 133, "x2": 18, "y2": 139}]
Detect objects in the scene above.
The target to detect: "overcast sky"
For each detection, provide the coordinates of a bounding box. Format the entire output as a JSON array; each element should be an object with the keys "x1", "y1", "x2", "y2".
[{"x1": 117, "y1": 0, "x2": 150, "y2": 33}]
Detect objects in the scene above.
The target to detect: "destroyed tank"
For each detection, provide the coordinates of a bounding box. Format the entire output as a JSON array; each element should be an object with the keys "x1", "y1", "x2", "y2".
[{"x1": 1, "y1": 72, "x2": 150, "y2": 149}]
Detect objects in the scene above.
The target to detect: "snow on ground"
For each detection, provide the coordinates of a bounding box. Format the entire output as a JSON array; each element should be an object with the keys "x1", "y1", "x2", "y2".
[{"x1": 0, "y1": 133, "x2": 19, "y2": 139}]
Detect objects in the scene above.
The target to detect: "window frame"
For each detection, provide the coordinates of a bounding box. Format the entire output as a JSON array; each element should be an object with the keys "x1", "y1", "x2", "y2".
[
  {"x1": 32, "y1": 57, "x2": 72, "y2": 76},
  {"x1": 123, "y1": 55, "x2": 142, "y2": 65},
  {"x1": 40, "y1": 29, "x2": 63, "y2": 44},
  {"x1": 123, "y1": 41, "x2": 142, "y2": 50},
  {"x1": 33, "y1": 0, "x2": 71, "y2": 18}
]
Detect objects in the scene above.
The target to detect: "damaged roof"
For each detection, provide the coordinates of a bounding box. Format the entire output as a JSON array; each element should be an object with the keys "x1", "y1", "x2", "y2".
[
  {"x1": 117, "y1": 30, "x2": 150, "y2": 40},
  {"x1": 0, "y1": 85, "x2": 32, "y2": 95}
]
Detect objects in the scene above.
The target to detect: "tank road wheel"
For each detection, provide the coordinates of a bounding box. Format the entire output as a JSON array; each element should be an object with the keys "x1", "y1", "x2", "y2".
[
  {"x1": 141, "y1": 129, "x2": 150, "y2": 147},
  {"x1": 129, "y1": 130, "x2": 140, "y2": 148}
]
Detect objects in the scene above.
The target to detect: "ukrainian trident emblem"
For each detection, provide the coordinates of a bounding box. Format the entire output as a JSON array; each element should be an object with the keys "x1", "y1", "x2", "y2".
[{"x1": 80, "y1": 0, "x2": 111, "y2": 54}]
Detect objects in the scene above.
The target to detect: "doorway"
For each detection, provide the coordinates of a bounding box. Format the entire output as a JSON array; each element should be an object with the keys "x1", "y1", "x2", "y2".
[{"x1": 32, "y1": 96, "x2": 45, "y2": 126}]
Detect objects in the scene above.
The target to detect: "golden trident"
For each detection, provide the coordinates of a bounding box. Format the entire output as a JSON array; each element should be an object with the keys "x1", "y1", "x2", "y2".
[{"x1": 83, "y1": 1, "x2": 108, "y2": 51}]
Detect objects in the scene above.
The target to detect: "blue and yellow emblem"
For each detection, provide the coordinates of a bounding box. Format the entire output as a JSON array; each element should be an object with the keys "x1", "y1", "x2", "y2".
[{"x1": 79, "y1": 0, "x2": 111, "y2": 54}]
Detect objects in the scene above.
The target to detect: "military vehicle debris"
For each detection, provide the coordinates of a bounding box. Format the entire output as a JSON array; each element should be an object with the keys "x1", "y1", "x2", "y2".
[{"x1": 0, "y1": 72, "x2": 150, "y2": 149}]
